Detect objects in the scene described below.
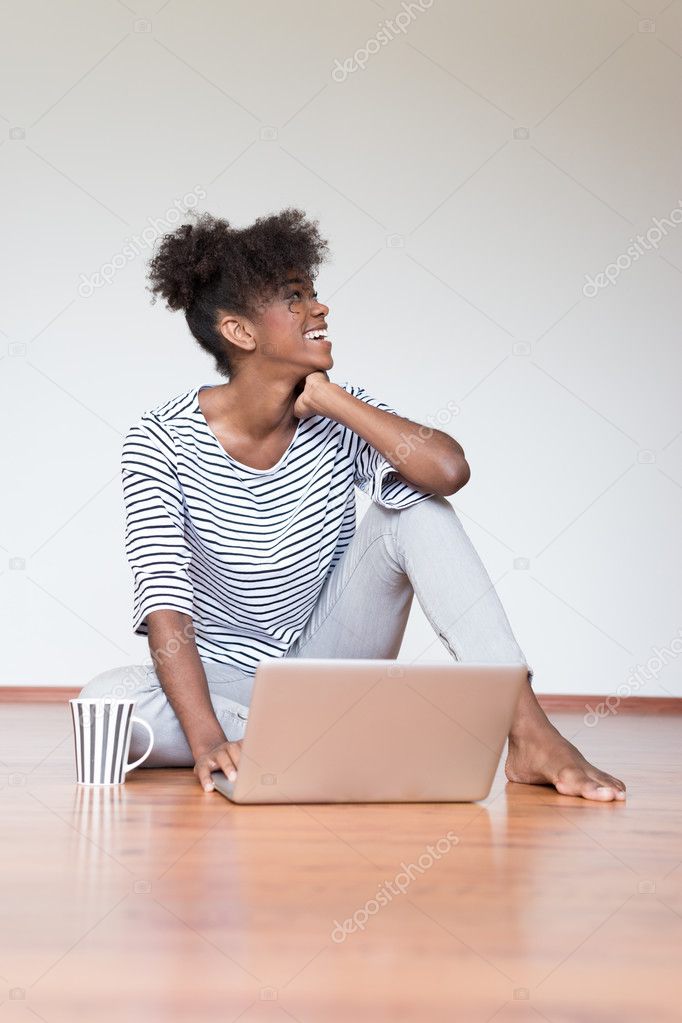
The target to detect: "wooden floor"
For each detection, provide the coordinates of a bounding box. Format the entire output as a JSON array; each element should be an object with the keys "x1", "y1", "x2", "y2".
[{"x1": 2, "y1": 700, "x2": 681, "y2": 1023}]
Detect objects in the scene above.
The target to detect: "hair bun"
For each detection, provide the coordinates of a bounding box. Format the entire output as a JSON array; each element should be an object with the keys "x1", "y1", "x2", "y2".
[{"x1": 147, "y1": 212, "x2": 231, "y2": 312}]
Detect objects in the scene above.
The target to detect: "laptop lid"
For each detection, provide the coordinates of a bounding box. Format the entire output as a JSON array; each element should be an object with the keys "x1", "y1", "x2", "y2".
[{"x1": 213, "y1": 659, "x2": 526, "y2": 804}]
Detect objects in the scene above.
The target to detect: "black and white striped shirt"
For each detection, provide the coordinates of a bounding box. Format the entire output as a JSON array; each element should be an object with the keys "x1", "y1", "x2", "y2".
[{"x1": 121, "y1": 381, "x2": 433, "y2": 674}]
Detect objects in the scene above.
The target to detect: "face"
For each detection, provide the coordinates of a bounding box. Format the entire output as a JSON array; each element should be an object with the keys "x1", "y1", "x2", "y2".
[{"x1": 252, "y1": 270, "x2": 333, "y2": 374}]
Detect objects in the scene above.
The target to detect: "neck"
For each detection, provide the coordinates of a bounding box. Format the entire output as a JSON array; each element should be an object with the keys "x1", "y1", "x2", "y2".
[{"x1": 206, "y1": 372, "x2": 301, "y2": 440}]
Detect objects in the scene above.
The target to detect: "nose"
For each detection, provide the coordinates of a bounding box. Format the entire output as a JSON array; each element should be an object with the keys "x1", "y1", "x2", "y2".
[{"x1": 314, "y1": 298, "x2": 329, "y2": 317}]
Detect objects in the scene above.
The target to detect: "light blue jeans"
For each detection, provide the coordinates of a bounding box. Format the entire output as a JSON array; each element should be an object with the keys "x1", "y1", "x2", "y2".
[{"x1": 78, "y1": 495, "x2": 533, "y2": 767}]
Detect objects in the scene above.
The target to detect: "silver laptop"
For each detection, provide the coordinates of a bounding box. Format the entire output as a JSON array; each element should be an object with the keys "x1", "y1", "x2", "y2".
[{"x1": 211, "y1": 659, "x2": 527, "y2": 804}]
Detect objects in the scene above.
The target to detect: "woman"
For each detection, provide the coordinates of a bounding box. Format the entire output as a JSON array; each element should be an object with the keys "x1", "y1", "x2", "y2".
[{"x1": 80, "y1": 208, "x2": 626, "y2": 802}]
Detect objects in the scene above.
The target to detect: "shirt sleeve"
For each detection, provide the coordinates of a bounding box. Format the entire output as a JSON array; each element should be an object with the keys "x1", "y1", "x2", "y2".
[
  {"x1": 121, "y1": 414, "x2": 195, "y2": 636},
  {"x1": 339, "y1": 381, "x2": 436, "y2": 510}
]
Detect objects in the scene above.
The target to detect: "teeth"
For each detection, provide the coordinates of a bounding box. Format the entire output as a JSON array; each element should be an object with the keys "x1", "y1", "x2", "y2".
[{"x1": 304, "y1": 330, "x2": 328, "y2": 340}]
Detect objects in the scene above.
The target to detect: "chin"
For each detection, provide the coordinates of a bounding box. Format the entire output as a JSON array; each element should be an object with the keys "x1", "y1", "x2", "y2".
[{"x1": 309, "y1": 352, "x2": 334, "y2": 369}]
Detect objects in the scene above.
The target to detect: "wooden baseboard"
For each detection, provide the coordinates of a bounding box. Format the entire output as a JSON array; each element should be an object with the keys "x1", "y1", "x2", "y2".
[
  {"x1": 536, "y1": 694, "x2": 682, "y2": 713},
  {"x1": 0, "y1": 686, "x2": 679, "y2": 713},
  {"x1": 0, "y1": 687, "x2": 81, "y2": 703}
]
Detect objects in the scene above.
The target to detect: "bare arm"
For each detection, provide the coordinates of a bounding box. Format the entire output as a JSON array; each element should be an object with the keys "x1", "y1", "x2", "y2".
[
  {"x1": 295, "y1": 375, "x2": 470, "y2": 495},
  {"x1": 146, "y1": 609, "x2": 242, "y2": 791}
]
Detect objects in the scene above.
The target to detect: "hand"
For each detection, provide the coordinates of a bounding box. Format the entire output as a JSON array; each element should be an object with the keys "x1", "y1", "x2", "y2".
[
  {"x1": 293, "y1": 371, "x2": 331, "y2": 419},
  {"x1": 193, "y1": 739, "x2": 243, "y2": 792}
]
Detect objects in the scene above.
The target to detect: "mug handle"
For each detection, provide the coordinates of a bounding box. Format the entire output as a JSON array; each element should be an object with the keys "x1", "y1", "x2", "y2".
[{"x1": 125, "y1": 716, "x2": 154, "y2": 773}]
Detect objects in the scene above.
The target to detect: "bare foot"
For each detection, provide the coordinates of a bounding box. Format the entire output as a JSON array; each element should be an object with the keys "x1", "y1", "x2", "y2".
[{"x1": 505, "y1": 720, "x2": 627, "y2": 802}]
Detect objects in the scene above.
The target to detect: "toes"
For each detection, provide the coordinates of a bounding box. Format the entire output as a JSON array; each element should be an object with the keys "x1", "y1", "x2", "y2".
[
  {"x1": 596, "y1": 772, "x2": 627, "y2": 797},
  {"x1": 583, "y1": 779, "x2": 621, "y2": 801},
  {"x1": 582, "y1": 763, "x2": 627, "y2": 799},
  {"x1": 605, "y1": 777, "x2": 627, "y2": 794},
  {"x1": 555, "y1": 767, "x2": 626, "y2": 802},
  {"x1": 555, "y1": 778, "x2": 611, "y2": 800}
]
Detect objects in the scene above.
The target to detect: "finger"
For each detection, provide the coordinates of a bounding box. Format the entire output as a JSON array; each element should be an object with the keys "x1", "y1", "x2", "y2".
[
  {"x1": 195, "y1": 761, "x2": 218, "y2": 792},
  {"x1": 228, "y1": 739, "x2": 243, "y2": 769},
  {"x1": 214, "y1": 747, "x2": 238, "y2": 781}
]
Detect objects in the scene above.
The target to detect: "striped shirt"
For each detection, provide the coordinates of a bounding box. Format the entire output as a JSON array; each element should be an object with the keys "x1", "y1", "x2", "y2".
[{"x1": 121, "y1": 380, "x2": 433, "y2": 674}]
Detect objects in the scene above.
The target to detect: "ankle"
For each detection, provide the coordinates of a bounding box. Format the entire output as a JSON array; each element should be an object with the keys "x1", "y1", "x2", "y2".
[
  {"x1": 508, "y1": 677, "x2": 560, "y2": 741},
  {"x1": 509, "y1": 711, "x2": 560, "y2": 745}
]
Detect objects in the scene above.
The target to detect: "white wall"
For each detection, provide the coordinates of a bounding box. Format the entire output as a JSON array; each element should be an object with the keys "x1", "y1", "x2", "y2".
[{"x1": 2, "y1": 0, "x2": 680, "y2": 696}]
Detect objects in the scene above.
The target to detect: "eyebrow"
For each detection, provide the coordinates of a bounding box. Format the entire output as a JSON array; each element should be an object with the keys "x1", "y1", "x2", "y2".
[{"x1": 281, "y1": 278, "x2": 307, "y2": 289}]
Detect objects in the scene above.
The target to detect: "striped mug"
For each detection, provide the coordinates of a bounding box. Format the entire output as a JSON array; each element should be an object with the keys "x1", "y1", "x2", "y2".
[{"x1": 69, "y1": 698, "x2": 154, "y2": 785}]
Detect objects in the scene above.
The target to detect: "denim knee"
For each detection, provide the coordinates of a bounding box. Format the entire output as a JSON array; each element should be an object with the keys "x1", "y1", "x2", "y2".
[
  {"x1": 400, "y1": 493, "x2": 454, "y2": 518},
  {"x1": 78, "y1": 663, "x2": 154, "y2": 701}
]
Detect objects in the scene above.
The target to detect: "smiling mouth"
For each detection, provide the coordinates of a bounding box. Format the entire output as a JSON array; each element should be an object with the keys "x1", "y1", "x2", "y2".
[{"x1": 303, "y1": 329, "x2": 332, "y2": 345}]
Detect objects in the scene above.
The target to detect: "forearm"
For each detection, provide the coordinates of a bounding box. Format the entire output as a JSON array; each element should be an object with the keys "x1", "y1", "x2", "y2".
[
  {"x1": 313, "y1": 382, "x2": 469, "y2": 495},
  {"x1": 146, "y1": 610, "x2": 226, "y2": 758}
]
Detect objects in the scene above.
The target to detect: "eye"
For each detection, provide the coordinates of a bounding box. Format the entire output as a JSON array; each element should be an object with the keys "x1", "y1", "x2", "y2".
[{"x1": 286, "y1": 286, "x2": 318, "y2": 305}]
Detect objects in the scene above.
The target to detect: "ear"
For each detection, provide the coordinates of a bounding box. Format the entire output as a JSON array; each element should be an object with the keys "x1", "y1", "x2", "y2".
[{"x1": 217, "y1": 314, "x2": 256, "y2": 352}]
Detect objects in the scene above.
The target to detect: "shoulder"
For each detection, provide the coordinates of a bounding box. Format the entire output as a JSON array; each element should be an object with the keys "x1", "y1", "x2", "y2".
[
  {"x1": 145, "y1": 384, "x2": 199, "y2": 426},
  {"x1": 125, "y1": 385, "x2": 199, "y2": 436},
  {"x1": 122, "y1": 385, "x2": 198, "y2": 469}
]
